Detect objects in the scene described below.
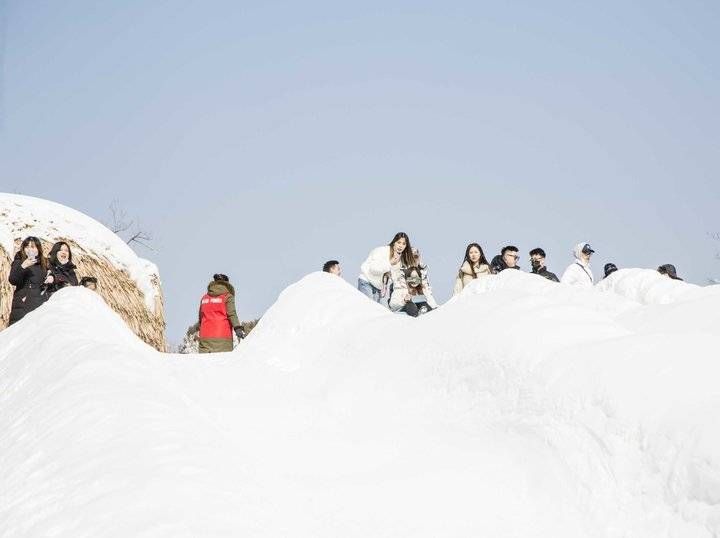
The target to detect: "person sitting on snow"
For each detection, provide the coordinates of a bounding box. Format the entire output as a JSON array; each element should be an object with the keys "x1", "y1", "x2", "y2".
[
  {"x1": 490, "y1": 245, "x2": 521, "y2": 274},
  {"x1": 389, "y1": 265, "x2": 438, "y2": 317},
  {"x1": 198, "y1": 273, "x2": 244, "y2": 354},
  {"x1": 561, "y1": 242, "x2": 595, "y2": 288},
  {"x1": 528, "y1": 248, "x2": 559, "y2": 282}
]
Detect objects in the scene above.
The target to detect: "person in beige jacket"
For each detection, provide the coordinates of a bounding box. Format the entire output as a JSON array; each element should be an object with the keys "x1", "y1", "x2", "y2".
[{"x1": 453, "y1": 243, "x2": 492, "y2": 295}]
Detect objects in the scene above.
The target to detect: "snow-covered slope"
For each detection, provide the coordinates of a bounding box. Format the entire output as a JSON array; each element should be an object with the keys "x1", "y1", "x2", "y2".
[
  {"x1": 1, "y1": 270, "x2": 719, "y2": 537},
  {"x1": 0, "y1": 193, "x2": 159, "y2": 310}
]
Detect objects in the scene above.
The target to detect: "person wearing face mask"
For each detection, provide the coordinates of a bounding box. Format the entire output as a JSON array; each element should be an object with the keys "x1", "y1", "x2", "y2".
[
  {"x1": 561, "y1": 242, "x2": 595, "y2": 288},
  {"x1": 528, "y1": 248, "x2": 559, "y2": 282},
  {"x1": 389, "y1": 266, "x2": 438, "y2": 317},
  {"x1": 490, "y1": 245, "x2": 521, "y2": 274},
  {"x1": 45, "y1": 241, "x2": 79, "y2": 297},
  {"x1": 453, "y1": 243, "x2": 492, "y2": 295},
  {"x1": 358, "y1": 232, "x2": 415, "y2": 305},
  {"x1": 8, "y1": 236, "x2": 53, "y2": 325}
]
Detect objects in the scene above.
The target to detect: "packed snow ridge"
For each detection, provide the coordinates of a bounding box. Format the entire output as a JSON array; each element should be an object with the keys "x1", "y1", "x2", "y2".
[
  {"x1": 1, "y1": 269, "x2": 719, "y2": 537},
  {"x1": 0, "y1": 193, "x2": 160, "y2": 311}
]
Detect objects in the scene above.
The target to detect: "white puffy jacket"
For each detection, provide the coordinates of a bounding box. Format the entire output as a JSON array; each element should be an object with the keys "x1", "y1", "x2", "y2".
[
  {"x1": 561, "y1": 243, "x2": 595, "y2": 288},
  {"x1": 359, "y1": 246, "x2": 402, "y2": 290}
]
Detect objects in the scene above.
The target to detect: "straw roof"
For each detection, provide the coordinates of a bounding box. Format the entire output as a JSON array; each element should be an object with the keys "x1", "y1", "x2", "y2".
[{"x1": 1, "y1": 196, "x2": 166, "y2": 351}]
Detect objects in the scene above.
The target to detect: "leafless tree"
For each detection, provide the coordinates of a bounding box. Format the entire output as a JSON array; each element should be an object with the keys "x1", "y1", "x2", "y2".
[{"x1": 106, "y1": 199, "x2": 154, "y2": 251}]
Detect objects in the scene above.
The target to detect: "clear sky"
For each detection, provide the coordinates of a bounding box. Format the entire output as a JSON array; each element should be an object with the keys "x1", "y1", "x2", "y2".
[{"x1": 1, "y1": 1, "x2": 718, "y2": 345}]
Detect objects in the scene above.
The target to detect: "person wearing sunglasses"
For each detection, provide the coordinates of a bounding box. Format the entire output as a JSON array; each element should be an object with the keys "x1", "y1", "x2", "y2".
[
  {"x1": 490, "y1": 245, "x2": 521, "y2": 274},
  {"x1": 561, "y1": 242, "x2": 595, "y2": 287}
]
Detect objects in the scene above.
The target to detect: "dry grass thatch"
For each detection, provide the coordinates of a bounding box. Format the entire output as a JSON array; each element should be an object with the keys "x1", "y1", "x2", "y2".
[{"x1": 0, "y1": 238, "x2": 167, "y2": 351}]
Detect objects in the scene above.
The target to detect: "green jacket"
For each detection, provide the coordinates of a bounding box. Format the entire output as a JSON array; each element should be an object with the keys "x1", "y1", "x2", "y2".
[{"x1": 198, "y1": 280, "x2": 241, "y2": 354}]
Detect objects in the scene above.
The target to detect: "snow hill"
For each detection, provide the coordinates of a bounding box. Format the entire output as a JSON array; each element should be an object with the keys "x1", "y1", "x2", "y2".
[{"x1": 1, "y1": 269, "x2": 719, "y2": 537}]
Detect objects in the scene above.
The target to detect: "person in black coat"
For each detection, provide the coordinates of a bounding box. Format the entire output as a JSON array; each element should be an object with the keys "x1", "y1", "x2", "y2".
[
  {"x1": 45, "y1": 241, "x2": 79, "y2": 296},
  {"x1": 529, "y1": 248, "x2": 560, "y2": 282},
  {"x1": 491, "y1": 246, "x2": 521, "y2": 274},
  {"x1": 8, "y1": 236, "x2": 53, "y2": 325}
]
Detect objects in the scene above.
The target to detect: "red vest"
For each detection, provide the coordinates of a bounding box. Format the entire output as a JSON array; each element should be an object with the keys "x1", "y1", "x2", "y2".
[{"x1": 199, "y1": 293, "x2": 232, "y2": 339}]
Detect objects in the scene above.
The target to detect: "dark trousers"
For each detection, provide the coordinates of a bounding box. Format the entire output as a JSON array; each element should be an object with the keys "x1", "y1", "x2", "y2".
[{"x1": 401, "y1": 301, "x2": 432, "y2": 317}]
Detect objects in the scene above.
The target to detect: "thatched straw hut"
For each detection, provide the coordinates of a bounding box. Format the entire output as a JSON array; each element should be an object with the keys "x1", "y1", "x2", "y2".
[{"x1": 1, "y1": 194, "x2": 166, "y2": 351}]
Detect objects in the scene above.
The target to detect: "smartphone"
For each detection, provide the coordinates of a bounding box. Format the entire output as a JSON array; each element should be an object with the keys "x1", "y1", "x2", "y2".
[{"x1": 411, "y1": 295, "x2": 427, "y2": 304}]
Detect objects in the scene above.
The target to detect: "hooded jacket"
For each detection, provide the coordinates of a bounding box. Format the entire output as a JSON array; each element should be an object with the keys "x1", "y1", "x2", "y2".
[
  {"x1": 561, "y1": 243, "x2": 595, "y2": 287},
  {"x1": 198, "y1": 280, "x2": 241, "y2": 353}
]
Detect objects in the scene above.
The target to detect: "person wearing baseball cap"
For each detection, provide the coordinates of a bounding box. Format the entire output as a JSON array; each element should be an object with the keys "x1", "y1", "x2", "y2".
[
  {"x1": 603, "y1": 263, "x2": 618, "y2": 279},
  {"x1": 561, "y1": 242, "x2": 595, "y2": 288}
]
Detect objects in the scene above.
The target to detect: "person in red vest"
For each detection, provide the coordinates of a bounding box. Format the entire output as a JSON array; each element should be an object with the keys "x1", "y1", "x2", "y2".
[{"x1": 198, "y1": 273, "x2": 244, "y2": 353}]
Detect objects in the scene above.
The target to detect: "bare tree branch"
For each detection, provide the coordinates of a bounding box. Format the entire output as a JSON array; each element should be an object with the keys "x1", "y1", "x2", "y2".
[
  {"x1": 105, "y1": 200, "x2": 154, "y2": 251},
  {"x1": 107, "y1": 199, "x2": 133, "y2": 234},
  {"x1": 127, "y1": 229, "x2": 154, "y2": 251}
]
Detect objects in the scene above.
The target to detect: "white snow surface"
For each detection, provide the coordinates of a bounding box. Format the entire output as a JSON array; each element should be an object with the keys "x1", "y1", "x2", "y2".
[
  {"x1": 0, "y1": 193, "x2": 159, "y2": 311},
  {"x1": 1, "y1": 269, "x2": 720, "y2": 537}
]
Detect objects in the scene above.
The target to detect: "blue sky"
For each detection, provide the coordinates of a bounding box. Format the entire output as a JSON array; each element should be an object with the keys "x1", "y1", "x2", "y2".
[{"x1": 1, "y1": 0, "x2": 718, "y2": 344}]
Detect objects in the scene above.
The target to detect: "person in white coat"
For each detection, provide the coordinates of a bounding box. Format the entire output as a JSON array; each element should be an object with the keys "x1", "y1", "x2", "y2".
[
  {"x1": 561, "y1": 242, "x2": 595, "y2": 287},
  {"x1": 358, "y1": 232, "x2": 415, "y2": 303}
]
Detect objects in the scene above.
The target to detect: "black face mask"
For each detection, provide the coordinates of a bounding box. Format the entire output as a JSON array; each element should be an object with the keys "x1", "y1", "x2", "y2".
[{"x1": 531, "y1": 259, "x2": 543, "y2": 269}]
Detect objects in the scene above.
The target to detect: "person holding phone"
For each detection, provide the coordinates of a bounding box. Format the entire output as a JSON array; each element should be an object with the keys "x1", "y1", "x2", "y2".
[
  {"x1": 389, "y1": 266, "x2": 438, "y2": 317},
  {"x1": 45, "y1": 241, "x2": 79, "y2": 297},
  {"x1": 8, "y1": 236, "x2": 52, "y2": 325}
]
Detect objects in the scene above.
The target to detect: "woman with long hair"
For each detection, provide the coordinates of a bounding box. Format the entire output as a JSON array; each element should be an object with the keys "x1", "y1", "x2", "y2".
[
  {"x1": 389, "y1": 265, "x2": 438, "y2": 316},
  {"x1": 8, "y1": 236, "x2": 52, "y2": 325},
  {"x1": 358, "y1": 232, "x2": 414, "y2": 304},
  {"x1": 45, "y1": 241, "x2": 79, "y2": 297},
  {"x1": 453, "y1": 243, "x2": 491, "y2": 295}
]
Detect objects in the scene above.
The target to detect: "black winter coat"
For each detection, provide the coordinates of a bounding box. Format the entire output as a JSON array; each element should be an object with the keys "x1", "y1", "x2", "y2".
[
  {"x1": 8, "y1": 258, "x2": 48, "y2": 325},
  {"x1": 532, "y1": 266, "x2": 560, "y2": 282},
  {"x1": 491, "y1": 255, "x2": 520, "y2": 274},
  {"x1": 46, "y1": 261, "x2": 78, "y2": 296}
]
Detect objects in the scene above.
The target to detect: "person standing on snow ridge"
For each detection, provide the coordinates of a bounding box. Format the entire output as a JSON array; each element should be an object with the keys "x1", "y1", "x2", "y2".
[
  {"x1": 490, "y1": 245, "x2": 521, "y2": 274},
  {"x1": 561, "y1": 242, "x2": 595, "y2": 288},
  {"x1": 528, "y1": 248, "x2": 559, "y2": 282},
  {"x1": 198, "y1": 273, "x2": 244, "y2": 353},
  {"x1": 358, "y1": 232, "x2": 415, "y2": 305},
  {"x1": 8, "y1": 236, "x2": 52, "y2": 325},
  {"x1": 453, "y1": 243, "x2": 492, "y2": 295},
  {"x1": 45, "y1": 241, "x2": 79, "y2": 297}
]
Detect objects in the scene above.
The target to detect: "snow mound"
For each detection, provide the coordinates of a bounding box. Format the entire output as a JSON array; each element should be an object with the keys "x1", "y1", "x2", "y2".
[
  {"x1": 0, "y1": 193, "x2": 159, "y2": 311},
  {"x1": 1, "y1": 271, "x2": 719, "y2": 537}
]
